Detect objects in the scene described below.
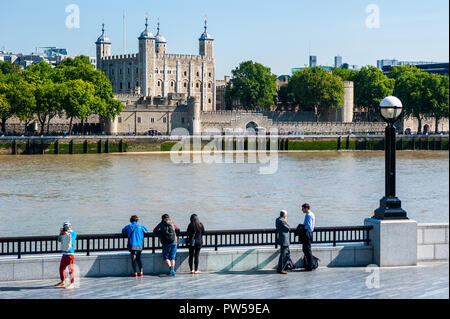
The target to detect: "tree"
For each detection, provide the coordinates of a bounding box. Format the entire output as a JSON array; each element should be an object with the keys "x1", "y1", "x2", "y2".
[
  {"x1": 288, "y1": 67, "x2": 344, "y2": 122},
  {"x1": 62, "y1": 79, "x2": 96, "y2": 134},
  {"x1": 225, "y1": 61, "x2": 277, "y2": 110},
  {"x1": 56, "y1": 55, "x2": 123, "y2": 124},
  {"x1": 277, "y1": 84, "x2": 295, "y2": 109},
  {"x1": 7, "y1": 74, "x2": 36, "y2": 133},
  {"x1": 423, "y1": 74, "x2": 449, "y2": 133},
  {"x1": 0, "y1": 78, "x2": 11, "y2": 133},
  {"x1": 392, "y1": 66, "x2": 429, "y2": 133},
  {"x1": 353, "y1": 66, "x2": 394, "y2": 121},
  {"x1": 0, "y1": 61, "x2": 21, "y2": 75},
  {"x1": 332, "y1": 68, "x2": 358, "y2": 82}
]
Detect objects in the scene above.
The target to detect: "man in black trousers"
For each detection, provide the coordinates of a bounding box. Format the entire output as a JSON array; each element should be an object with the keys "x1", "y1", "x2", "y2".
[{"x1": 276, "y1": 210, "x2": 291, "y2": 274}]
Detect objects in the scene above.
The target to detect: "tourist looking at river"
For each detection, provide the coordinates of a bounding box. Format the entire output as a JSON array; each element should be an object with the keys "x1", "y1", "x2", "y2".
[
  {"x1": 55, "y1": 222, "x2": 77, "y2": 289},
  {"x1": 186, "y1": 214, "x2": 206, "y2": 274},
  {"x1": 122, "y1": 215, "x2": 149, "y2": 277},
  {"x1": 153, "y1": 214, "x2": 180, "y2": 276}
]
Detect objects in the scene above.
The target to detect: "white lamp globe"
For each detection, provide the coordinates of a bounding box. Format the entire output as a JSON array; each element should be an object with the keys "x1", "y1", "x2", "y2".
[{"x1": 380, "y1": 96, "x2": 403, "y2": 122}]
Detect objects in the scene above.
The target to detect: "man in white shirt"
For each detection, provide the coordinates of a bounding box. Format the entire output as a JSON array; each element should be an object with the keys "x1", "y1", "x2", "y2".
[{"x1": 301, "y1": 203, "x2": 316, "y2": 271}]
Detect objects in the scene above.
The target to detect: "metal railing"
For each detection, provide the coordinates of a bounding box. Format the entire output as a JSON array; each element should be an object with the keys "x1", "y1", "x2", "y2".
[{"x1": 0, "y1": 226, "x2": 372, "y2": 259}]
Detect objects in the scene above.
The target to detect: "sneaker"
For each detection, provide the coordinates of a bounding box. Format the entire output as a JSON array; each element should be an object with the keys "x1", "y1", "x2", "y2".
[
  {"x1": 55, "y1": 282, "x2": 65, "y2": 287},
  {"x1": 133, "y1": 273, "x2": 138, "y2": 277},
  {"x1": 64, "y1": 283, "x2": 75, "y2": 289},
  {"x1": 277, "y1": 270, "x2": 288, "y2": 275},
  {"x1": 194, "y1": 270, "x2": 202, "y2": 274},
  {"x1": 139, "y1": 272, "x2": 144, "y2": 277}
]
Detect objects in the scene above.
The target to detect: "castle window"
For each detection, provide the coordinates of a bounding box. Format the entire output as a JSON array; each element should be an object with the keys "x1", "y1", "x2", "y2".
[
  {"x1": 208, "y1": 83, "x2": 212, "y2": 88},
  {"x1": 196, "y1": 72, "x2": 200, "y2": 77},
  {"x1": 157, "y1": 81, "x2": 161, "y2": 87},
  {"x1": 184, "y1": 82, "x2": 187, "y2": 88},
  {"x1": 208, "y1": 98, "x2": 211, "y2": 104},
  {"x1": 196, "y1": 83, "x2": 200, "y2": 88},
  {"x1": 118, "y1": 117, "x2": 122, "y2": 123},
  {"x1": 136, "y1": 81, "x2": 139, "y2": 87},
  {"x1": 155, "y1": 69, "x2": 158, "y2": 73},
  {"x1": 151, "y1": 118, "x2": 154, "y2": 123},
  {"x1": 182, "y1": 117, "x2": 185, "y2": 124},
  {"x1": 184, "y1": 71, "x2": 187, "y2": 76},
  {"x1": 120, "y1": 69, "x2": 122, "y2": 75},
  {"x1": 170, "y1": 81, "x2": 174, "y2": 87},
  {"x1": 120, "y1": 83, "x2": 123, "y2": 90},
  {"x1": 138, "y1": 117, "x2": 142, "y2": 124},
  {"x1": 163, "y1": 117, "x2": 167, "y2": 123},
  {"x1": 128, "y1": 68, "x2": 130, "y2": 74},
  {"x1": 136, "y1": 68, "x2": 139, "y2": 74},
  {"x1": 209, "y1": 72, "x2": 212, "y2": 77}
]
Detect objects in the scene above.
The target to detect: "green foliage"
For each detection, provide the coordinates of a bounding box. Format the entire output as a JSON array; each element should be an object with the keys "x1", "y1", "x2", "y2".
[
  {"x1": 391, "y1": 65, "x2": 446, "y2": 133},
  {"x1": 289, "y1": 67, "x2": 344, "y2": 121},
  {"x1": 225, "y1": 61, "x2": 277, "y2": 110},
  {"x1": 277, "y1": 85, "x2": 295, "y2": 108},
  {"x1": 287, "y1": 139, "x2": 338, "y2": 150},
  {"x1": 332, "y1": 68, "x2": 358, "y2": 82},
  {"x1": 160, "y1": 141, "x2": 180, "y2": 152},
  {"x1": 0, "y1": 56, "x2": 123, "y2": 135},
  {"x1": 353, "y1": 66, "x2": 394, "y2": 120}
]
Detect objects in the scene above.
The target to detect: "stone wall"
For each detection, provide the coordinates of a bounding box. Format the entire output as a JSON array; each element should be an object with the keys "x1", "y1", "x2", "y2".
[
  {"x1": 0, "y1": 245, "x2": 373, "y2": 282},
  {"x1": 417, "y1": 223, "x2": 449, "y2": 262}
]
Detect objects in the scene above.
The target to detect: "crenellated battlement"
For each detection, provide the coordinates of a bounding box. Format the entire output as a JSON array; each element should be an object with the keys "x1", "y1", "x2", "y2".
[
  {"x1": 165, "y1": 53, "x2": 205, "y2": 61},
  {"x1": 103, "y1": 54, "x2": 138, "y2": 61}
]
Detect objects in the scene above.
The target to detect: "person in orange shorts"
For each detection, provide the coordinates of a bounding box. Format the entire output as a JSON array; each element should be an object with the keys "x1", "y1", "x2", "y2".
[{"x1": 55, "y1": 222, "x2": 77, "y2": 289}]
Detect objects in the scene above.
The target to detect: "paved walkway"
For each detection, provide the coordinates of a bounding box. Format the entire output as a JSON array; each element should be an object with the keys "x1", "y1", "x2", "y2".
[{"x1": 0, "y1": 262, "x2": 448, "y2": 299}]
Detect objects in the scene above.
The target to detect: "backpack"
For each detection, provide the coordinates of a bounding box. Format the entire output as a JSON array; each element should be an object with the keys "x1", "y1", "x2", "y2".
[
  {"x1": 60, "y1": 233, "x2": 72, "y2": 252},
  {"x1": 159, "y1": 220, "x2": 176, "y2": 244},
  {"x1": 304, "y1": 255, "x2": 320, "y2": 270}
]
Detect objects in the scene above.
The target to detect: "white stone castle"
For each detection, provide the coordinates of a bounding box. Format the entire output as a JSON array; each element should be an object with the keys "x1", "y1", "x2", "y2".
[{"x1": 95, "y1": 15, "x2": 216, "y2": 112}]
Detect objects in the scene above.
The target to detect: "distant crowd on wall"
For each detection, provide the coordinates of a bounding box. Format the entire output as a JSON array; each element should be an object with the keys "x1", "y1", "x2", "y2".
[{"x1": 54, "y1": 204, "x2": 318, "y2": 289}]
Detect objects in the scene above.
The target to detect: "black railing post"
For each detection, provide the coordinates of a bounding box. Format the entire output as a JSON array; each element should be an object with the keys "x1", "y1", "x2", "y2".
[
  {"x1": 152, "y1": 236, "x2": 155, "y2": 254},
  {"x1": 215, "y1": 234, "x2": 218, "y2": 251},
  {"x1": 333, "y1": 230, "x2": 337, "y2": 247},
  {"x1": 87, "y1": 239, "x2": 90, "y2": 256},
  {"x1": 18, "y1": 241, "x2": 21, "y2": 259}
]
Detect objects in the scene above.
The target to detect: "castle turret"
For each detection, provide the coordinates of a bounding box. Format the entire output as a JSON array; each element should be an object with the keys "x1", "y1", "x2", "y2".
[
  {"x1": 138, "y1": 14, "x2": 156, "y2": 97},
  {"x1": 155, "y1": 19, "x2": 167, "y2": 55},
  {"x1": 199, "y1": 17, "x2": 214, "y2": 57},
  {"x1": 95, "y1": 23, "x2": 111, "y2": 70}
]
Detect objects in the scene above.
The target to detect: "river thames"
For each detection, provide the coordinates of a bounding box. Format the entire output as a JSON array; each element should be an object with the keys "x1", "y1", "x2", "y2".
[{"x1": 0, "y1": 151, "x2": 448, "y2": 237}]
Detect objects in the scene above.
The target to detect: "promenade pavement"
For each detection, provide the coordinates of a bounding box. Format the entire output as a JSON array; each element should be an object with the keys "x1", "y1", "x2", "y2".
[{"x1": 0, "y1": 262, "x2": 448, "y2": 299}]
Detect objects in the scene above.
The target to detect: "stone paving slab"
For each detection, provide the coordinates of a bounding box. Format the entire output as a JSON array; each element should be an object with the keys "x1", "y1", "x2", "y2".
[{"x1": 0, "y1": 262, "x2": 448, "y2": 299}]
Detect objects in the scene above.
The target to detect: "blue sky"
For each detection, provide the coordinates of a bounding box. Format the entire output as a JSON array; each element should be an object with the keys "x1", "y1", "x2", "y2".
[{"x1": 0, "y1": 0, "x2": 448, "y2": 78}]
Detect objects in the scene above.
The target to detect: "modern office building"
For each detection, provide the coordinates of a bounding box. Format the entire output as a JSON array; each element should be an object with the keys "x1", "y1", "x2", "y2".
[
  {"x1": 382, "y1": 62, "x2": 449, "y2": 76},
  {"x1": 309, "y1": 55, "x2": 317, "y2": 67},
  {"x1": 334, "y1": 55, "x2": 343, "y2": 68}
]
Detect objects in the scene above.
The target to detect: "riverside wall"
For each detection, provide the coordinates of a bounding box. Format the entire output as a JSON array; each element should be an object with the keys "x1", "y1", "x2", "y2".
[{"x1": 0, "y1": 135, "x2": 448, "y2": 155}]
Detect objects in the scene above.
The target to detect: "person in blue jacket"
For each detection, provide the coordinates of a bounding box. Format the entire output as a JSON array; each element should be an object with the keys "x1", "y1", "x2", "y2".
[{"x1": 122, "y1": 215, "x2": 149, "y2": 277}]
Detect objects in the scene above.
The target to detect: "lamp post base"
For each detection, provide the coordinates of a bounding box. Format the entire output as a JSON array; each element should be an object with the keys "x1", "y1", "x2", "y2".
[{"x1": 373, "y1": 197, "x2": 408, "y2": 220}]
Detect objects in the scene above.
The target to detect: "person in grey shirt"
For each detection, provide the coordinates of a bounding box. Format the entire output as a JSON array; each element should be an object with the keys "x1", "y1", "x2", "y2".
[{"x1": 276, "y1": 210, "x2": 291, "y2": 274}]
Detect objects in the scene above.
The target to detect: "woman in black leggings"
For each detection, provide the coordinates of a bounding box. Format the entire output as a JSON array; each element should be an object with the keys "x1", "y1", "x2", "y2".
[{"x1": 187, "y1": 214, "x2": 205, "y2": 274}]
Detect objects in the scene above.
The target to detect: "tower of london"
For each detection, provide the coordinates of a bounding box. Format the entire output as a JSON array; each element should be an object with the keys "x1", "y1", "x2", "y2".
[{"x1": 95, "y1": 16, "x2": 216, "y2": 112}]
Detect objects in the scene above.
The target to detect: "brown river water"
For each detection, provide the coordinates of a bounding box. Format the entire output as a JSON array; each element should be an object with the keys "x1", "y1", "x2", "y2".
[{"x1": 0, "y1": 151, "x2": 448, "y2": 237}]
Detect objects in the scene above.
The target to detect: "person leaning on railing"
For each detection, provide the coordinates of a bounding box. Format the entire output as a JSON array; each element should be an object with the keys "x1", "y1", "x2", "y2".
[
  {"x1": 186, "y1": 214, "x2": 205, "y2": 274},
  {"x1": 122, "y1": 215, "x2": 149, "y2": 277}
]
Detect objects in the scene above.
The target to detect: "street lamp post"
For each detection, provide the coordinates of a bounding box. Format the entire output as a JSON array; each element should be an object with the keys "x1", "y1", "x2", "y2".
[{"x1": 373, "y1": 96, "x2": 408, "y2": 220}]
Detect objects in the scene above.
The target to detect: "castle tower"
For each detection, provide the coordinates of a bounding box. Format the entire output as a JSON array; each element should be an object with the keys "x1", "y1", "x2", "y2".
[
  {"x1": 155, "y1": 19, "x2": 167, "y2": 55},
  {"x1": 199, "y1": 17, "x2": 214, "y2": 57},
  {"x1": 343, "y1": 81, "x2": 354, "y2": 123},
  {"x1": 138, "y1": 14, "x2": 156, "y2": 97},
  {"x1": 95, "y1": 23, "x2": 111, "y2": 70}
]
